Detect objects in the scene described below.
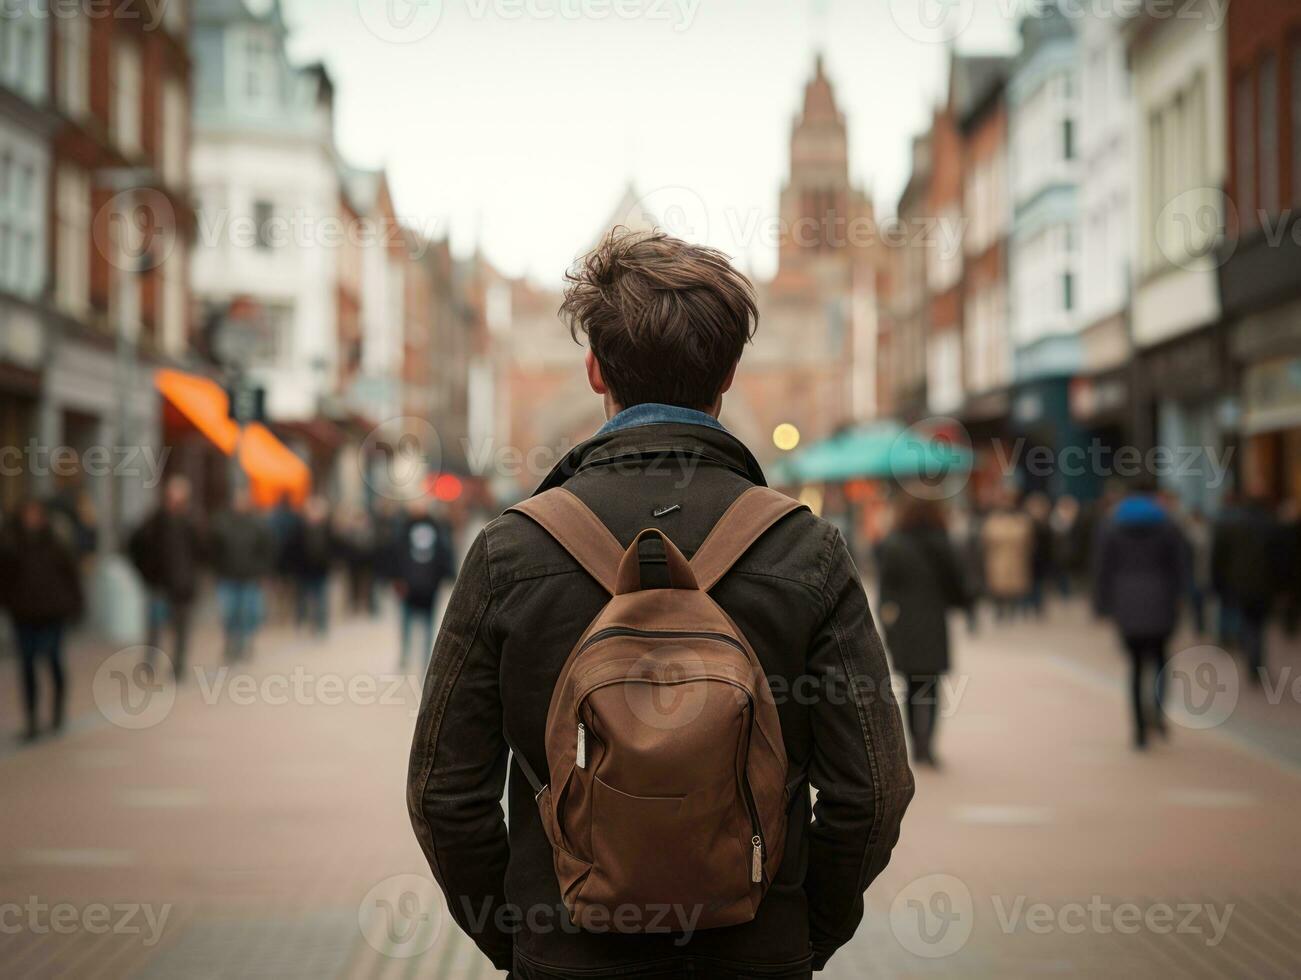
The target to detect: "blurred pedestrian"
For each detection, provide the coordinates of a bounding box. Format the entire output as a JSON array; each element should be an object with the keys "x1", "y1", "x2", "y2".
[
  {"x1": 1211, "y1": 493, "x2": 1243, "y2": 649},
  {"x1": 391, "y1": 497, "x2": 455, "y2": 671},
  {"x1": 209, "y1": 489, "x2": 275, "y2": 663},
  {"x1": 286, "y1": 495, "x2": 334, "y2": 636},
  {"x1": 1278, "y1": 500, "x2": 1300, "y2": 638},
  {"x1": 981, "y1": 488, "x2": 1034, "y2": 620},
  {"x1": 1213, "y1": 495, "x2": 1283, "y2": 686},
  {"x1": 877, "y1": 496, "x2": 967, "y2": 768},
  {"x1": 1180, "y1": 506, "x2": 1213, "y2": 637},
  {"x1": 1026, "y1": 492, "x2": 1053, "y2": 617},
  {"x1": 129, "y1": 475, "x2": 204, "y2": 678},
  {"x1": 1050, "y1": 494, "x2": 1082, "y2": 598},
  {"x1": 1093, "y1": 480, "x2": 1189, "y2": 749},
  {"x1": 336, "y1": 508, "x2": 378, "y2": 616},
  {"x1": 949, "y1": 502, "x2": 984, "y2": 633},
  {"x1": 0, "y1": 499, "x2": 83, "y2": 741},
  {"x1": 267, "y1": 492, "x2": 301, "y2": 624}
]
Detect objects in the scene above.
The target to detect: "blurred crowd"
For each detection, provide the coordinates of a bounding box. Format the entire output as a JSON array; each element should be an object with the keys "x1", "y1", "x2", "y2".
[
  {"x1": 874, "y1": 482, "x2": 1301, "y2": 764},
  {"x1": 0, "y1": 479, "x2": 460, "y2": 743}
]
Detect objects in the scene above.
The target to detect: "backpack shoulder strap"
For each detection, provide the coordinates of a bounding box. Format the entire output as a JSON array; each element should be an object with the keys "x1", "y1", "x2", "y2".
[
  {"x1": 690, "y1": 486, "x2": 808, "y2": 592},
  {"x1": 506, "y1": 488, "x2": 623, "y2": 595}
]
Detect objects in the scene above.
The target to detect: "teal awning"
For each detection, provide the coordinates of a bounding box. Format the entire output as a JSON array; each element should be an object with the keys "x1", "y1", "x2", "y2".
[{"x1": 771, "y1": 421, "x2": 971, "y2": 485}]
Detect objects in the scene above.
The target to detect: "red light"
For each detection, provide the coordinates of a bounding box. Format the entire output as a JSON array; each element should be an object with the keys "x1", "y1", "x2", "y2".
[{"x1": 433, "y1": 474, "x2": 463, "y2": 502}]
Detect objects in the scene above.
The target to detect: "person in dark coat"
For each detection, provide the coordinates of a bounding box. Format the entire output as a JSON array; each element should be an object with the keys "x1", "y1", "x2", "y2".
[
  {"x1": 391, "y1": 497, "x2": 455, "y2": 670},
  {"x1": 0, "y1": 499, "x2": 84, "y2": 740},
  {"x1": 129, "y1": 476, "x2": 204, "y2": 678},
  {"x1": 877, "y1": 495, "x2": 968, "y2": 768},
  {"x1": 1212, "y1": 496, "x2": 1283, "y2": 685},
  {"x1": 1093, "y1": 483, "x2": 1190, "y2": 749},
  {"x1": 285, "y1": 496, "x2": 334, "y2": 636},
  {"x1": 208, "y1": 490, "x2": 275, "y2": 663}
]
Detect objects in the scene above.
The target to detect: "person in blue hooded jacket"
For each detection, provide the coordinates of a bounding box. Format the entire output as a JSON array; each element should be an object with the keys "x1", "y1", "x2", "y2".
[{"x1": 1093, "y1": 479, "x2": 1191, "y2": 749}]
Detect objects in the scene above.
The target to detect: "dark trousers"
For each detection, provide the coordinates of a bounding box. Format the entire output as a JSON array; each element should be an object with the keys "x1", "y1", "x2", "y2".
[
  {"x1": 146, "y1": 594, "x2": 192, "y2": 676},
  {"x1": 14, "y1": 622, "x2": 67, "y2": 736},
  {"x1": 904, "y1": 673, "x2": 942, "y2": 763},
  {"x1": 1122, "y1": 633, "x2": 1170, "y2": 745},
  {"x1": 1238, "y1": 607, "x2": 1268, "y2": 684},
  {"x1": 400, "y1": 599, "x2": 437, "y2": 671},
  {"x1": 296, "y1": 575, "x2": 329, "y2": 635}
]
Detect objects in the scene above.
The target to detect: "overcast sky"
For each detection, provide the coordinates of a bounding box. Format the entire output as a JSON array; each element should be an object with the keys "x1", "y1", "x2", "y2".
[{"x1": 279, "y1": 0, "x2": 1020, "y2": 285}]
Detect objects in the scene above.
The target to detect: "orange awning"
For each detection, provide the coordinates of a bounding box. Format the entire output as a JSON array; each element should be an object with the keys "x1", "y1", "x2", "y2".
[{"x1": 156, "y1": 368, "x2": 311, "y2": 508}]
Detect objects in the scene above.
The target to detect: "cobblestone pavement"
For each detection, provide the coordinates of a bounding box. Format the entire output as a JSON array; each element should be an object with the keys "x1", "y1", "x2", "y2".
[{"x1": 2, "y1": 591, "x2": 1299, "y2": 978}]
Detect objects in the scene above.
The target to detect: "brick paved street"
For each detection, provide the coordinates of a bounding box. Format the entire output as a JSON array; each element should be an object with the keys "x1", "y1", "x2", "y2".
[{"x1": 3, "y1": 590, "x2": 1300, "y2": 978}]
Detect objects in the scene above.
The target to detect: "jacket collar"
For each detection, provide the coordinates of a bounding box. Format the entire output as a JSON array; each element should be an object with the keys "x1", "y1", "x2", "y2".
[
  {"x1": 596, "y1": 402, "x2": 728, "y2": 436},
  {"x1": 534, "y1": 421, "x2": 768, "y2": 494}
]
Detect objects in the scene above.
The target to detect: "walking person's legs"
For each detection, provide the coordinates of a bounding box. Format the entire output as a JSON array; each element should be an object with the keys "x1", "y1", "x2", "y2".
[
  {"x1": 45, "y1": 624, "x2": 66, "y2": 732},
  {"x1": 1239, "y1": 609, "x2": 1266, "y2": 686},
  {"x1": 1149, "y1": 635, "x2": 1170, "y2": 737},
  {"x1": 906, "y1": 674, "x2": 938, "y2": 766},
  {"x1": 399, "y1": 599, "x2": 413, "y2": 669},
  {"x1": 14, "y1": 623, "x2": 42, "y2": 740},
  {"x1": 172, "y1": 602, "x2": 192, "y2": 679},
  {"x1": 1123, "y1": 635, "x2": 1149, "y2": 748},
  {"x1": 419, "y1": 603, "x2": 437, "y2": 672}
]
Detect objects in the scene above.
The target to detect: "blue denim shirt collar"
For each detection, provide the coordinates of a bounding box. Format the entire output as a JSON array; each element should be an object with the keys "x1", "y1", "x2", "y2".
[{"x1": 595, "y1": 402, "x2": 728, "y2": 437}]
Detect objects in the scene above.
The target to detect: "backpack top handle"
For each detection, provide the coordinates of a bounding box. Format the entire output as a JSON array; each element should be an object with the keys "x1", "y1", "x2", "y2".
[{"x1": 614, "y1": 528, "x2": 699, "y2": 594}]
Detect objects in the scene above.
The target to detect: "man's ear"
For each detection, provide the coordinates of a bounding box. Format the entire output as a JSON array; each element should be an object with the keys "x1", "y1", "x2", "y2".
[{"x1": 585, "y1": 349, "x2": 608, "y2": 396}]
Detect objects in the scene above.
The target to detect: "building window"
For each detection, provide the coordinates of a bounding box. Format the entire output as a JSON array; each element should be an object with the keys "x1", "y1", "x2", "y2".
[
  {"x1": 1258, "y1": 53, "x2": 1279, "y2": 217},
  {"x1": 1235, "y1": 71, "x2": 1256, "y2": 229},
  {"x1": 55, "y1": 165, "x2": 91, "y2": 317},
  {"x1": 0, "y1": 138, "x2": 44, "y2": 299},
  {"x1": 1063, "y1": 271, "x2": 1074, "y2": 312},
  {"x1": 254, "y1": 200, "x2": 275, "y2": 249},
  {"x1": 161, "y1": 79, "x2": 188, "y2": 189},
  {"x1": 56, "y1": 13, "x2": 90, "y2": 119},
  {"x1": 243, "y1": 31, "x2": 278, "y2": 106},
  {"x1": 1063, "y1": 118, "x2": 1075, "y2": 161},
  {"x1": 112, "y1": 41, "x2": 144, "y2": 158}
]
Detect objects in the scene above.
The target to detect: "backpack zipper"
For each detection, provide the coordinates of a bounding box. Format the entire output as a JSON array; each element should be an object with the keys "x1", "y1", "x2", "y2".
[
  {"x1": 576, "y1": 723, "x2": 587, "y2": 769},
  {"x1": 742, "y1": 777, "x2": 764, "y2": 884},
  {"x1": 577, "y1": 627, "x2": 746, "y2": 654}
]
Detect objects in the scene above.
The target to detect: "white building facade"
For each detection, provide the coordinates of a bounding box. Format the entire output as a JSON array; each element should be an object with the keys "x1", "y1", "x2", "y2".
[
  {"x1": 1008, "y1": 8, "x2": 1081, "y2": 383},
  {"x1": 1125, "y1": 1, "x2": 1231, "y2": 511},
  {"x1": 190, "y1": 0, "x2": 343, "y2": 422}
]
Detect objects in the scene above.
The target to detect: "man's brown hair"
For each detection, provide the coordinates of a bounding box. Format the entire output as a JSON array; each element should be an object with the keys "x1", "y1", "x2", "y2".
[{"x1": 561, "y1": 227, "x2": 759, "y2": 411}]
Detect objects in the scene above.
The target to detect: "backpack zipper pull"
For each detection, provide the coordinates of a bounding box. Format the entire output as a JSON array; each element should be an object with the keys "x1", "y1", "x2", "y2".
[
  {"x1": 751, "y1": 836, "x2": 763, "y2": 884},
  {"x1": 576, "y1": 724, "x2": 587, "y2": 769}
]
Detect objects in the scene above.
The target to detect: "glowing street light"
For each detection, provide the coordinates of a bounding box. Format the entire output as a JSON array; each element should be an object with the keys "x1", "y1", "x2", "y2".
[{"x1": 773, "y1": 423, "x2": 801, "y2": 452}]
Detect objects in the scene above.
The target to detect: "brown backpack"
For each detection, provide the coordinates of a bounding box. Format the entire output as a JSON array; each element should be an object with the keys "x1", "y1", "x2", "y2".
[{"x1": 505, "y1": 486, "x2": 806, "y2": 933}]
